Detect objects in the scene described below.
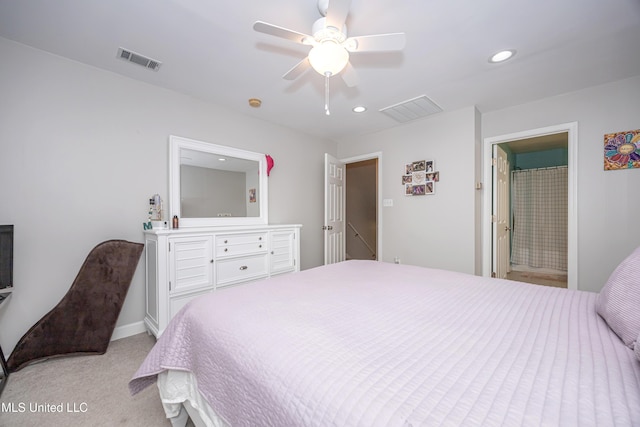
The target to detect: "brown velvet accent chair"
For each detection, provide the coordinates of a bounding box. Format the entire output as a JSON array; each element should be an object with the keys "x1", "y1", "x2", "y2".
[{"x1": 7, "y1": 240, "x2": 144, "y2": 372}]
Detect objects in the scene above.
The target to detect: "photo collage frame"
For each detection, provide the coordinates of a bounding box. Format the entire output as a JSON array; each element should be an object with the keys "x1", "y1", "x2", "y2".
[{"x1": 403, "y1": 160, "x2": 439, "y2": 196}]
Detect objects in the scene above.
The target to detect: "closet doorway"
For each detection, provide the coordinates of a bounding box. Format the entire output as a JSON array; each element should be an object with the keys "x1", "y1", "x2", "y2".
[{"x1": 483, "y1": 123, "x2": 578, "y2": 290}]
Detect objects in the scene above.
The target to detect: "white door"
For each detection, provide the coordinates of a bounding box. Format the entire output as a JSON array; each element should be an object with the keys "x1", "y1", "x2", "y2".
[
  {"x1": 324, "y1": 153, "x2": 345, "y2": 264},
  {"x1": 492, "y1": 145, "x2": 510, "y2": 278}
]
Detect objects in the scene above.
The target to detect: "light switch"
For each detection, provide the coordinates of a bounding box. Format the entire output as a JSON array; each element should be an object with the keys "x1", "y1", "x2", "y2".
[{"x1": 383, "y1": 199, "x2": 393, "y2": 207}]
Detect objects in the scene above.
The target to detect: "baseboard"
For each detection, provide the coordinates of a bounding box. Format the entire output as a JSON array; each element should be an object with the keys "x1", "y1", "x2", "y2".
[{"x1": 111, "y1": 320, "x2": 147, "y2": 341}]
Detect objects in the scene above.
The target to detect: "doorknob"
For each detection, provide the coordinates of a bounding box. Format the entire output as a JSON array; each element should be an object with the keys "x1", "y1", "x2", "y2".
[
  {"x1": 322, "y1": 225, "x2": 333, "y2": 230},
  {"x1": 505, "y1": 226, "x2": 511, "y2": 231}
]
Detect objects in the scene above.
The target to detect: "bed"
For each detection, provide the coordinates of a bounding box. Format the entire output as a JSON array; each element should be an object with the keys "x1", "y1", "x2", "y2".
[{"x1": 130, "y1": 251, "x2": 640, "y2": 426}]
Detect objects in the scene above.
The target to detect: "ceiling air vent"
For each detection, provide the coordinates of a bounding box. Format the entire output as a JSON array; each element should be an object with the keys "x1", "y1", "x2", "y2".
[
  {"x1": 379, "y1": 95, "x2": 442, "y2": 123},
  {"x1": 117, "y1": 48, "x2": 162, "y2": 71}
]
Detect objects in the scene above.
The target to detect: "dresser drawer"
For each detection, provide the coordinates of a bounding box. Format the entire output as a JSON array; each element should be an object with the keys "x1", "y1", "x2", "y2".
[
  {"x1": 216, "y1": 233, "x2": 267, "y2": 257},
  {"x1": 216, "y1": 254, "x2": 268, "y2": 287}
]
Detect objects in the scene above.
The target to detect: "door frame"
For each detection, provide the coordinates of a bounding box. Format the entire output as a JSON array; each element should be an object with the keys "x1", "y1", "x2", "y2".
[
  {"x1": 482, "y1": 122, "x2": 578, "y2": 289},
  {"x1": 340, "y1": 152, "x2": 383, "y2": 261}
]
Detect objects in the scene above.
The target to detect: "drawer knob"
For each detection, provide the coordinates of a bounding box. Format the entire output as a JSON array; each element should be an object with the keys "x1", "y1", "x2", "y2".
[
  {"x1": 239, "y1": 265, "x2": 248, "y2": 270},
  {"x1": 259, "y1": 244, "x2": 262, "y2": 248},
  {"x1": 224, "y1": 248, "x2": 228, "y2": 252},
  {"x1": 224, "y1": 239, "x2": 228, "y2": 243},
  {"x1": 259, "y1": 237, "x2": 262, "y2": 241}
]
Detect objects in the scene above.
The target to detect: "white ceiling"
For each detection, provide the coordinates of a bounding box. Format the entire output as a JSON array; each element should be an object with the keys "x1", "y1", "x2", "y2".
[{"x1": 1, "y1": 0, "x2": 639, "y2": 141}]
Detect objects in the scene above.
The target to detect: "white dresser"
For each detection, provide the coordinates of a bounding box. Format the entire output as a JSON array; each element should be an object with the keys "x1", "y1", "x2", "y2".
[{"x1": 144, "y1": 224, "x2": 301, "y2": 337}]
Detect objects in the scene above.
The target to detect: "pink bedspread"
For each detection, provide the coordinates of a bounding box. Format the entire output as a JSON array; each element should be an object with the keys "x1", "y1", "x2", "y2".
[{"x1": 130, "y1": 260, "x2": 640, "y2": 426}]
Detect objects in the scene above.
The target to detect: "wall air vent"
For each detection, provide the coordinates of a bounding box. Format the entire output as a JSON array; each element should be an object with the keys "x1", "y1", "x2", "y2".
[
  {"x1": 117, "y1": 48, "x2": 162, "y2": 71},
  {"x1": 379, "y1": 95, "x2": 442, "y2": 123}
]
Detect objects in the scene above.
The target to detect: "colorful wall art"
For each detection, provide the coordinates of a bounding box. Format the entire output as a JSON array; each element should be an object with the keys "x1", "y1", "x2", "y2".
[{"x1": 604, "y1": 129, "x2": 640, "y2": 170}]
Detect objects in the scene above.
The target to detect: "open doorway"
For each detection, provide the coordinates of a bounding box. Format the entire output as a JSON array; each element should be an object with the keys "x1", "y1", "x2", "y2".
[
  {"x1": 483, "y1": 122, "x2": 578, "y2": 290},
  {"x1": 500, "y1": 134, "x2": 569, "y2": 288},
  {"x1": 324, "y1": 152, "x2": 382, "y2": 264},
  {"x1": 345, "y1": 159, "x2": 378, "y2": 260}
]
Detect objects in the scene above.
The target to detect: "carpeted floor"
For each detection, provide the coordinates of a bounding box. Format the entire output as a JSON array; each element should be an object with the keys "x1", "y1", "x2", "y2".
[{"x1": 0, "y1": 332, "x2": 177, "y2": 427}]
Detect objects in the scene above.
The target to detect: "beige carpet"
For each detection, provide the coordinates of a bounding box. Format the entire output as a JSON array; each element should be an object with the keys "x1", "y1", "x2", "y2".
[{"x1": 0, "y1": 332, "x2": 179, "y2": 427}]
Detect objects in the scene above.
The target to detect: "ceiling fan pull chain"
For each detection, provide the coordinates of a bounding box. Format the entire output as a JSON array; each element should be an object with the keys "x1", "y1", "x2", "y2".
[{"x1": 324, "y1": 73, "x2": 331, "y2": 116}]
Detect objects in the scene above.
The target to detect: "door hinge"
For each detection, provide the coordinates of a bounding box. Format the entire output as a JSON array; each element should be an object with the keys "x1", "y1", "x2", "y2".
[
  {"x1": 491, "y1": 215, "x2": 497, "y2": 222},
  {"x1": 491, "y1": 157, "x2": 497, "y2": 166},
  {"x1": 169, "y1": 281, "x2": 172, "y2": 291},
  {"x1": 168, "y1": 242, "x2": 171, "y2": 252}
]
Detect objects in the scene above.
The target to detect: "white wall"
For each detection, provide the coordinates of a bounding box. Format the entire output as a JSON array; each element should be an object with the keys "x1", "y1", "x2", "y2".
[
  {"x1": 482, "y1": 76, "x2": 640, "y2": 293},
  {"x1": 338, "y1": 76, "x2": 639, "y2": 293},
  {"x1": 0, "y1": 38, "x2": 334, "y2": 354},
  {"x1": 338, "y1": 107, "x2": 480, "y2": 274}
]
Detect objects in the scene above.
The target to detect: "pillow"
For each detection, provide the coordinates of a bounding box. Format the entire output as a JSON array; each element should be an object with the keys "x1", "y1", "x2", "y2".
[{"x1": 596, "y1": 246, "x2": 640, "y2": 348}]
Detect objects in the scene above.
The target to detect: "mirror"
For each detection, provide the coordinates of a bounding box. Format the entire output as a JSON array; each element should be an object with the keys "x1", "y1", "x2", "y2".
[{"x1": 169, "y1": 135, "x2": 268, "y2": 227}]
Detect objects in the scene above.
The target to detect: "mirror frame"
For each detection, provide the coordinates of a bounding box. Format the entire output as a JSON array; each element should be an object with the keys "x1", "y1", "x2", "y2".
[{"x1": 169, "y1": 135, "x2": 269, "y2": 227}]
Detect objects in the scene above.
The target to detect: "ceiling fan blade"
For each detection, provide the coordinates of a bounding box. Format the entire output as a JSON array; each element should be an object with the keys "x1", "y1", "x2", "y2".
[
  {"x1": 253, "y1": 21, "x2": 312, "y2": 45},
  {"x1": 345, "y1": 33, "x2": 406, "y2": 52},
  {"x1": 340, "y1": 62, "x2": 358, "y2": 87},
  {"x1": 325, "y1": 0, "x2": 352, "y2": 31},
  {"x1": 283, "y1": 57, "x2": 311, "y2": 80}
]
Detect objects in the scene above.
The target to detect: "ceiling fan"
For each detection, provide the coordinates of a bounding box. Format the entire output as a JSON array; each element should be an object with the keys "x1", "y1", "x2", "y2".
[{"x1": 253, "y1": 0, "x2": 406, "y2": 115}]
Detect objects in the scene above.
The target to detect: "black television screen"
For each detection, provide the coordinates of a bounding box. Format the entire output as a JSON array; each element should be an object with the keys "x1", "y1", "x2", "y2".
[{"x1": 0, "y1": 225, "x2": 13, "y2": 289}]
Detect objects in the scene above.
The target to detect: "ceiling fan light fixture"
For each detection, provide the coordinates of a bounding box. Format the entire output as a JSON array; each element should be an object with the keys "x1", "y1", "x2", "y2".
[{"x1": 308, "y1": 40, "x2": 349, "y2": 76}]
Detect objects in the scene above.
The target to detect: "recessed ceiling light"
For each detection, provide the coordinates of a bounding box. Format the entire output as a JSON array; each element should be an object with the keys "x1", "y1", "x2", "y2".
[
  {"x1": 248, "y1": 98, "x2": 262, "y2": 108},
  {"x1": 489, "y1": 49, "x2": 516, "y2": 63},
  {"x1": 352, "y1": 106, "x2": 367, "y2": 113}
]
